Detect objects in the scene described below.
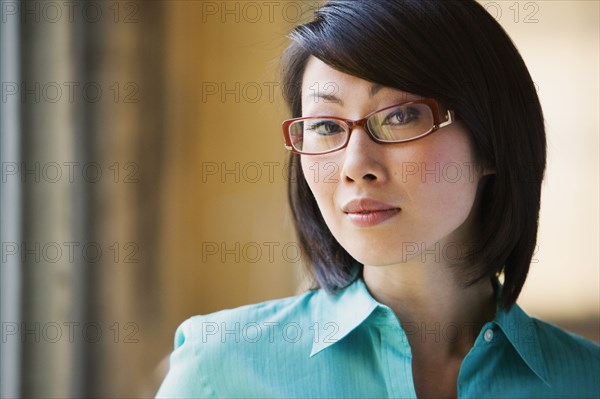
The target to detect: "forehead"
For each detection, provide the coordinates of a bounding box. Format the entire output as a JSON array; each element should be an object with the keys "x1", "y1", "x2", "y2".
[
  {"x1": 301, "y1": 56, "x2": 372, "y2": 90},
  {"x1": 300, "y1": 56, "x2": 420, "y2": 110}
]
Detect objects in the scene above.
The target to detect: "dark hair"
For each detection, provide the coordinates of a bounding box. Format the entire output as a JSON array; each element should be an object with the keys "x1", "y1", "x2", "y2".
[{"x1": 281, "y1": 0, "x2": 546, "y2": 309}]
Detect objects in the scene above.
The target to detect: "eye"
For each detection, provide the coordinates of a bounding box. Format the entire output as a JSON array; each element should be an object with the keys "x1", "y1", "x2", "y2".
[
  {"x1": 381, "y1": 106, "x2": 420, "y2": 126},
  {"x1": 305, "y1": 120, "x2": 345, "y2": 136}
]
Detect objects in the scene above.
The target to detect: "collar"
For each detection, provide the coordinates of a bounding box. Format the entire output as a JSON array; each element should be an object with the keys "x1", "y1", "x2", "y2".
[
  {"x1": 309, "y1": 277, "x2": 380, "y2": 357},
  {"x1": 490, "y1": 278, "x2": 551, "y2": 387},
  {"x1": 309, "y1": 273, "x2": 551, "y2": 387}
]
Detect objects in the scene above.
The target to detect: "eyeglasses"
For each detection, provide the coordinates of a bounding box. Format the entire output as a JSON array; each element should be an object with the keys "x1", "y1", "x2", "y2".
[{"x1": 281, "y1": 98, "x2": 458, "y2": 155}]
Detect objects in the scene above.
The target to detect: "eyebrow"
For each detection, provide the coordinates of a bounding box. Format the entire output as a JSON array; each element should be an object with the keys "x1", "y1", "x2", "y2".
[
  {"x1": 308, "y1": 92, "x2": 344, "y2": 105},
  {"x1": 369, "y1": 83, "x2": 383, "y2": 97},
  {"x1": 305, "y1": 83, "x2": 385, "y2": 106}
]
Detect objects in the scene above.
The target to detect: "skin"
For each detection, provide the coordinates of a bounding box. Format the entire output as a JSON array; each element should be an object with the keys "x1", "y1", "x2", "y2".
[{"x1": 300, "y1": 56, "x2": 496, "y2": 398}]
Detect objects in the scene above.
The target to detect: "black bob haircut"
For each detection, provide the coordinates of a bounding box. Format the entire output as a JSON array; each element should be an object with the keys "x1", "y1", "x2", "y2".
[{"x1": 281, "y1": 0, "x2": 546, "y2": 310}]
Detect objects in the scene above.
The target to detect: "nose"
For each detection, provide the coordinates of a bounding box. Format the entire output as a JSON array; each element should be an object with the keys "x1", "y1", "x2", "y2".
[{"x1": 340, "y1": 125, "x2": 387, "y2": 184}]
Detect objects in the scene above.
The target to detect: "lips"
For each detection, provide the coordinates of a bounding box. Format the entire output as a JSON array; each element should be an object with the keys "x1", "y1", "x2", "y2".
[{"x1": 342, "y1": 198, "x2": 401, "y2": 227}]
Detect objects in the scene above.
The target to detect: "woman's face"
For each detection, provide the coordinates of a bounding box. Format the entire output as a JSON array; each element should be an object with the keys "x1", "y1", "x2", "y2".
[{"x1": 300, "y1": 57, "x2": 486, "y2": 266}]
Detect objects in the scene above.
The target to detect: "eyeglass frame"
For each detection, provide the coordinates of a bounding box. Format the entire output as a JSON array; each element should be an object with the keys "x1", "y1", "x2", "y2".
[{"x1": 281, "y1": 98, "x2": 458, "y2": 155}]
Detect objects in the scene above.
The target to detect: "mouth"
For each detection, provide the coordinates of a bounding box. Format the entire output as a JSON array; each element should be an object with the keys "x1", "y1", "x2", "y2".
[{"x1": 342, "y1": 198, "x2": 401, "y2": 227}]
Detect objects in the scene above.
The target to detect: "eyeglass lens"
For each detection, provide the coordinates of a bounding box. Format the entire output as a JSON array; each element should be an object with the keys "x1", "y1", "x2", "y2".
[{"x1": 288, "y1": 103, "x2": 435, "y2": 154}]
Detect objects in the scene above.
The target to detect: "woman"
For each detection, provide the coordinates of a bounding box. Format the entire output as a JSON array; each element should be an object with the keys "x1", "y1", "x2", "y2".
[{"x1": 157, "y1": 1, "x2": 599, "y2": 397}]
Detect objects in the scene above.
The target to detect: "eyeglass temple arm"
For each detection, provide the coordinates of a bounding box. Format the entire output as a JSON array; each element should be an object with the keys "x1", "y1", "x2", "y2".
[{"x1": 435, "y1": 110, "x2": 457, "y2": 130}]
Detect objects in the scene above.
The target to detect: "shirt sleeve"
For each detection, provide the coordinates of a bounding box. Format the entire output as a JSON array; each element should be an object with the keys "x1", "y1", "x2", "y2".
[{"x1": 155, "y1": 317, "x2": 215, "y2": 399}]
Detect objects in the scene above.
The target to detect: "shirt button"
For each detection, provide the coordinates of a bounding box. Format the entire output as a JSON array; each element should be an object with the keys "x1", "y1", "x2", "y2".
[{"x1": 484, "y1": 328, "x2": 494, "y2": 342}]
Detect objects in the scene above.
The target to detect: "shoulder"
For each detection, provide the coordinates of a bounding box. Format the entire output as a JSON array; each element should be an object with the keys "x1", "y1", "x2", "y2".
[
  {"x1": 156, "y1": 289, "x2": 323, "y2": 398},
  {"x1": 176, "y1": 289, "x2": 320, "y2": 345},
  {"x1": 532, "y1": 317, "x2": 599, "y2": 359},
  {"x1": 532, "y1": 317, "x2": 600, "y2": 393}
]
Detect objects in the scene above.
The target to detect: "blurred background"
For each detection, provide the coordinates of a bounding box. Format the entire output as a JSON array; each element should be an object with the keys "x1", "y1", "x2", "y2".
[{"x1": 0, "y1": 0, "x2": 598, "y2": 397}]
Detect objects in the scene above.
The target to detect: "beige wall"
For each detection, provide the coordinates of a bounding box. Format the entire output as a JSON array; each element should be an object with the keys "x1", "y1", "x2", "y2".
[
  {"x1": 481, "y1": 1, "x2": 599, "y2": 319},
  {"x1": 158, "y1": 1, "x2": 311, "y2": 358}
]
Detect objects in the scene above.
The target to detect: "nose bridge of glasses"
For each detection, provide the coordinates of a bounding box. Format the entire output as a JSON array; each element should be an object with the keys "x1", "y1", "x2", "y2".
[{"x1": 346, "y1": 116, "x2": 373, "y2": 137}]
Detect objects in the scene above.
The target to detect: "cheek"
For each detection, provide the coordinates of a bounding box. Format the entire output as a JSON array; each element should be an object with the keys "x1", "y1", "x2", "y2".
[
  {"x1": 300, "y1": 156, "x2": 340, "y2": 215},
  {"x1": 403, "y1": 125, "x2": 477, "y2": 182},
  {"x1": 399, "y1": 129, "x2": 480, "y2": 224},
  {"x1": 300, "y1": 157, "x2": 341, "y2": 188}
]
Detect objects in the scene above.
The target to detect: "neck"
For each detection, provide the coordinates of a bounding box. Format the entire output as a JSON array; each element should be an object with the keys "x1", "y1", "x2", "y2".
[{"x1": 362, "y1": 256, "x2": 496, "y2": 358}]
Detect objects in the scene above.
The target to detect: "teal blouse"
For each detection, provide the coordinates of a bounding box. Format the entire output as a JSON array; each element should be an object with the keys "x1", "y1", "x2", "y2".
[{"x1": 156, "y1": 277, "x2": 600, "y2": 398}]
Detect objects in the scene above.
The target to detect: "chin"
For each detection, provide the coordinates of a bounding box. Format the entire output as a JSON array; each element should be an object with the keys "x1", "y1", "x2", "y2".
[
  {"x1": 344, "y1": 245, "x2": 405, "y2": 267},
  {"x1": 342, "y1": 235, "x2": 442, "y2": 266}
]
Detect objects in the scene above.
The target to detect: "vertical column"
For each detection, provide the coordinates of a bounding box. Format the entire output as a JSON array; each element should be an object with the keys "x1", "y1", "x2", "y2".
[
  {"x1": 18, "y1": 0, "x2": 81, "y2": 397},
  {"x1": 82, "y1": 1, "x2": 166, "y2": 397},
  {"x1": 1, "y1": 0, "x2": 22, "y2": 397}
]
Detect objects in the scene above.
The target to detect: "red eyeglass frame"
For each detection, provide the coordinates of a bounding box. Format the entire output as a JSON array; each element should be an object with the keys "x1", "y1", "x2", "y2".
[{"x1": 281, "y1": 98, "x2": 459, "y2": 155}]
